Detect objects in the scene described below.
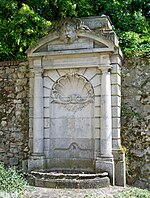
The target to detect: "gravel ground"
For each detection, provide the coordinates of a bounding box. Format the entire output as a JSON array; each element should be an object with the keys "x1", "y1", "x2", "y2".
[{"x1": 23, "y1": 185, "x2": 127, "y2": 198}]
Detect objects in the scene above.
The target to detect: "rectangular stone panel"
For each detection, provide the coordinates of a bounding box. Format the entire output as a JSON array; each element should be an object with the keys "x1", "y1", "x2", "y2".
[
  {"x1": 48, "y1": 39, "x2": 93, "y2": 51},
  {"x1": 50, "y1": 117, "x2": 94, "y2": 139},
  {"x1": 48, "y1": 138, "x2": 94, "y2": 159},
  {"x1": 42, "y1": 54, "x2": 100, "y2": 68}
]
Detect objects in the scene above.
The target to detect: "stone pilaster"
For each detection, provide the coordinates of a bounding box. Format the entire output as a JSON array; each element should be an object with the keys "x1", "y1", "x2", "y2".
[
  {"x1": 28, "y1": 69, "x2": 45, "y2": 171},
  {"x1": 33, "y1": 70, "x2": 44, "y2": 154}
]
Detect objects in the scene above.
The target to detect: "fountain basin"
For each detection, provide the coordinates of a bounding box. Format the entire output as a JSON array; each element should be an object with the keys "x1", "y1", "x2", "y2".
[{"x1": 29, "y1": 170, "x2": 110, "y2": 188}]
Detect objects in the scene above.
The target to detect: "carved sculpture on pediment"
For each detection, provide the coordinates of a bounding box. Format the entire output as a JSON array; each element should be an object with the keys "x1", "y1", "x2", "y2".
[{"x1": 50, "y1": 18, "x2": 91, "y2": 43}]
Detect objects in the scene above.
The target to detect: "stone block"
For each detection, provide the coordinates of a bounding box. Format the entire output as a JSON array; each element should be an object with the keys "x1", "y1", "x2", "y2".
[
  {"x1": 29, "y1": 127, "x2": 33, "y2": 138},
  {"x1": 17, "y1": 72, "x2": 25, "y2": 79},
  {"x1": 83, "y1": 67, "x2": 98, "y2": 81},
  {"x1": 95, "y1": 128, "x2": 100, "y2": 138},
  {"x1": 94, "y1": 138, "x2": 100, "y2": 153},
  {"x1": 28, "y1": 154, "x2": 46, "y2": 171},
  {"x1": 111, "y1": 84, "x2": 121, "y2": 96},
  {"x1": 111, "y1": 64, "x2": 121, "y2": 75},
  {"x1": 96, "y1": 157, "x2": 115, "y2": 185},
  {"x1": 45, "y1": 70, "x2": 60, "y2": 82},
  {"x1": 43, "y1": 76, "x2": 54, "y2": 89},
  {"x1": 82, "y1": 16, "x2": 112, "y2": 30},
  {"x1": 100, "y1": 55, "x2": 110, "y2": 65},
  {"x1": 94, "y1": 106, "x2": 100, "y2": 117},
  {"x1": 43, "y1": 97, "x2": 50, "y2": 107},
  {"x1": 111, "y1": 73, "x2": 121, "y2": 85},
  {"x1": 43, "y1": 87, "x2": 50, "y2": 97},
  {"x1": 33, "y1": 59, "x2": 42, "y2": 67},
  {"x1": 90, "y1": 74, "x2": 101, "y2": 88},
  {"x1": 112, "y1": 106, "x2": 121, "y2": 117},
  {"x1": 112, "y1": 118, "x2": 121, "y2": 128},
  {"x1": 95, "y1": 96, "x2": 101, "y2": 107},
  {"x1": 111, "y1": 96, "x2": 121, "y2": 107},
  {"x1": 94, "y1": 117, "x2": 100, "y2": 128},
  {"x1": 9, "y1": 157, "x2": 18, "y2": 166},
  {"x1": 113, "y1": 151, "x2": 126, "y2": 186},
  {"x1": 112, "y1": 138, "x2": 121, "y2": 149},
  {"x1": 94, "y1": 85, "x2": 101, "y2": 96},
  {"x1": 110, "y1": 55, "x2": 122, "y2": 65},
  {"x1": 44, "y1": 107, "x2": 49, "y2": 118},
  {"x1": 44, "y1": 138, "x2": 50, "y2": 151},
  {"x1": 44, "y1": 128, "x2": 50, "y2": 138},
  {"x1": 112, "y1": 128, "x2": 121, "y2": 139}
]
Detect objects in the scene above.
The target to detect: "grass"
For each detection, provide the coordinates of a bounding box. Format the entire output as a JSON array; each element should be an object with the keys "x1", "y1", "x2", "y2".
[
  {"x1": 83, "y1": 187, "x2": 150, "y2": 198},
  {"x1": 113, "y1": 187, "x2": 150, "y2": 198},
  {"x1": 0, "y1": 162, "x2": 28, "y2": 197}
]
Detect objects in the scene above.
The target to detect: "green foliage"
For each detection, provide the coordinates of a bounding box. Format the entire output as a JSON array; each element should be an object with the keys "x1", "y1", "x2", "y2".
[
  {"x1": 0, "y1": 0, "x2": 150, "y2": 60},
  {"x1": 0, "y1": 0, "x2": 51, "y2": 60},
  {"x1": 0, "y1": 162, "x2": 28, "y2": 195},
  {"x1": 113, "y1": 187, "x2": 150, "y2": 198},
  {"x1": 83, "y1": 188, "x2": 150, "y2": 198}
]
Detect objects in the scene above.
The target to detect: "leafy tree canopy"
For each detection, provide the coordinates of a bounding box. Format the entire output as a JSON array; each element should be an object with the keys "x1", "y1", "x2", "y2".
[{"x1": 0, "y1": 0, "x2": 149, "y2": 60}]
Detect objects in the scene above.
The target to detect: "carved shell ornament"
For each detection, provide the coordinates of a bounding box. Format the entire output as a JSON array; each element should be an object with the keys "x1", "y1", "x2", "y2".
[{"x1": 51, "y1": 74, "x2": 94, "y2": 112}]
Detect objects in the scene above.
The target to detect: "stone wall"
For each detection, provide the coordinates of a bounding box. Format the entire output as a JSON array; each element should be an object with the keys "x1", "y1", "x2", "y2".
[
  {"x1": 0, "y1": 57, "x2": 149, "y2": 188},
  {"x1": 121, "y1": 57, "x2": 150, "y2": 189},
  {"x1": 0, "y1": 61, "x2": 29, "y2": 168}
]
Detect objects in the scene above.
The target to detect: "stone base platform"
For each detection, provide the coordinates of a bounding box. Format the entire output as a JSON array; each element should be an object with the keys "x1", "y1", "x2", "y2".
[{"x1": 29, "y1": 170, "x2": 110, "y2": 189}]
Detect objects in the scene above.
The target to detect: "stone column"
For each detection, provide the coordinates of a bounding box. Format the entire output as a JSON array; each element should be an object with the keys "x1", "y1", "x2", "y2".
[
  {"x1": 33, "y1": 70, "x2": 44, "y2": 154},
  {"x1": 100, "y1": 68, "x2": 112, "y2": 157},
  {"x1": 96, "y1": 66, "x2": 114, "y2": 185}
]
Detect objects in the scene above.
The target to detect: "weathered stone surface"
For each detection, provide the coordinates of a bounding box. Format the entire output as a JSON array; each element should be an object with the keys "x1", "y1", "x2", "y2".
[
  {"x1": 121, "y1": 57, "x2": 150, "y2": 189},
  {"x1": 0, "y1": 61, "x2": 29, "y2": 168},
  {"x1": 29, "y1": 171, "x2": 110, "y2": 188}
]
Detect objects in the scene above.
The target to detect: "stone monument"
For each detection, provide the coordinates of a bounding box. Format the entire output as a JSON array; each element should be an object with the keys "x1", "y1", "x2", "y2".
[{"x1": 26, "y1": 16, "x2": 126, "y2": 186}]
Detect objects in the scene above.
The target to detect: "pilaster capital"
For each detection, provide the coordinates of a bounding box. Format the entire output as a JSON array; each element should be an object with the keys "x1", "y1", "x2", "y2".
[
  {"x1": 31, "y1": 68, "x2": 43, "y2": 77},
  {"x1": 100, "y1": 65, "x2": 112, "y2": 74}
]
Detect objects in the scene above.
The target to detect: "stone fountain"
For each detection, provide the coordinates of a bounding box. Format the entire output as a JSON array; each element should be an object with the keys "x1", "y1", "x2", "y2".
[{"x1": 26, "y1": 16, "x2": 126, "y2": 188}]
